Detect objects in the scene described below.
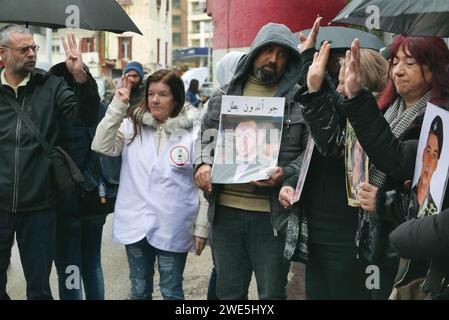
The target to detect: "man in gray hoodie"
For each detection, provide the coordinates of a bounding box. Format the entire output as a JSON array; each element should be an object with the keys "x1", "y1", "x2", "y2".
[{"x1": 195, "y1": 23, "x2": 308, "y2": 299}]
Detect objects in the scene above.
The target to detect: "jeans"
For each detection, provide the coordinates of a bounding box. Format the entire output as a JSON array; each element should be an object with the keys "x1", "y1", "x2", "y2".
[
  {"x1": 207, "y1": 266, "x2": 218, "y2": 300},
  {"x1": 0, "y1": 207, "x2": 56, "y2": 300},
  {"x1": 211, "y1": 205, "x2": 290, "y2": 300},
  {"x1": 125, "y1": 238, "x2": 188, "y2": 300},
  {"x1": 54, "y1": 214, "x2": 106, "y2": 300}
]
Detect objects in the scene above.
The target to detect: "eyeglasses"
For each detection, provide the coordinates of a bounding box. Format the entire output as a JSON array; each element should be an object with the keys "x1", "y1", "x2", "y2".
[{"x1": 2, "y1": 45, "x2": 39, "y2": 54}]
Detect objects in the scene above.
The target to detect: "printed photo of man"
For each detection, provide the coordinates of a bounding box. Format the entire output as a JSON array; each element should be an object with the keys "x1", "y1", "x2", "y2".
[{"x1": 413, "y1": 115, "x2": 444, "y2": 217}]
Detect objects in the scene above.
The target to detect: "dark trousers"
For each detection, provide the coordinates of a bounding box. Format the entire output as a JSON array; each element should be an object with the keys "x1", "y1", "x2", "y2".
[
  {"x1": 211, "y1": 205, "x2": 290, "y2": 300},
  {"x1": 305, "y1": 243, "x2": 370, "y2": 300},
  {"x1": 364, "y1": 259, "x2": 398, "y2": 300},
  {"x1": 55, "y1": 215, "x2": 106, "y2": 300},
  {"x1": 0, "y1": 208, "x2": 56, "y2": 300}
]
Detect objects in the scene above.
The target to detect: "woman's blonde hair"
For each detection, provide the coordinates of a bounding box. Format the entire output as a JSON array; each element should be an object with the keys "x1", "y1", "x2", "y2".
[{"x1": 340, "y1": 49, "x2": 388, "y2": 96}]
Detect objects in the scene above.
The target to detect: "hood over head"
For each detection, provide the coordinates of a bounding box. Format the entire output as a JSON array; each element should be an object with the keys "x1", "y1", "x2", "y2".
[
  {"x1": 216, "y1": 51, "x2": 246, "y2": 86},
  {"x1": 228, "y1": 23, "x2": 302, "y2": 97}
]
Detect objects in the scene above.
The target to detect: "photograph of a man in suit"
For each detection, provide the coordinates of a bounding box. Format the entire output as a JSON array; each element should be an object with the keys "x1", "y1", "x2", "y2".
[
  {"x1": 412, "y1": 115, "x2": 444, "y2": 217},
  {"x1": 212, "y1": 118, "x2": 281, "y2": 184}
]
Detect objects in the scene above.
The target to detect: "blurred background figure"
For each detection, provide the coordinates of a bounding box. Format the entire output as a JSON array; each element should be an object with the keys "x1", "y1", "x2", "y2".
[
  {"x1": 123, "y1": 61, "x2": 145, "y2": 109},
  {"x1": 186, "y1": 78, "x2": 208, "y2": 108}
]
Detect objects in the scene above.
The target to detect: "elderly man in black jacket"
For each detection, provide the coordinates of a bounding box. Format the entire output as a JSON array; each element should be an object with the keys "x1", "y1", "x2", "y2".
[{"x1": 0, "y1": 24, "x2": 99, "y2": 300}]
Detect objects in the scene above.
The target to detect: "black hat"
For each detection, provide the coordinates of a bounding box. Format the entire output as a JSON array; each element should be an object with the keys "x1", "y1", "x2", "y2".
[{"x1": 429, "y1": 115, "x2": 444, "y2": 159}]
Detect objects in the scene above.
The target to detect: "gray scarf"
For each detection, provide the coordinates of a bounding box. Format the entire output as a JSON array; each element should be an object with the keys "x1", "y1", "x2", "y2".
[{"x1": 360, "y1": 91, "x2": 430, "y2": 223}]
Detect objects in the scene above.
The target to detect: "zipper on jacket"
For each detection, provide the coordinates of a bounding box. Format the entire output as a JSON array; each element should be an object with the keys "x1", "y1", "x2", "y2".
[
  {"x1": 394, "y1": 258, "x2": 411, "y2": 287},
  {"x1": 285, "y1": 90, "x2": 293, "y2": 129},
  {"x1": 156, "y1": 126, "x2": 163, "y2": 155},
  {"x1": 12, "y1": 94, "x2": 26, "y2": 213}
]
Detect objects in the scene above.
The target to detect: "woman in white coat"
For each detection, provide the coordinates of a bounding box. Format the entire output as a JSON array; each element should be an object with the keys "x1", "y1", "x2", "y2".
[{"x1": 92, "y1": 69, "x2": 208, "y2": 300}]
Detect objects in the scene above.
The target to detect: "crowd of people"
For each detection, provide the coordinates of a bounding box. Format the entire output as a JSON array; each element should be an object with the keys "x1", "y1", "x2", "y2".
[{"x1": 0, "y1": 13, "x2": 448, "y2": 301}]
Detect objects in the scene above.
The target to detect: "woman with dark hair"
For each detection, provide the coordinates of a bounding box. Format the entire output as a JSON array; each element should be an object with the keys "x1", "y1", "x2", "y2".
[
  {"x1": 92, "y1": 69, "x2": 209, "y2": 300},
  {"x1": 341, "y1": 35, "x2": 449, "y2": 299},
  {"x1": 186, "y1": 78, "x2": 208, "y2": 108}
]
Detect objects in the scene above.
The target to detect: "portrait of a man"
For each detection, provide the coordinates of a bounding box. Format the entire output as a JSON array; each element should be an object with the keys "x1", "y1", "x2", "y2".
[
  {"x1": 412, "y1": 115, "x2": 444, "y2": 217},
  {"x1": 211, "y1": 116, "x2": 282, "y2": 184}
]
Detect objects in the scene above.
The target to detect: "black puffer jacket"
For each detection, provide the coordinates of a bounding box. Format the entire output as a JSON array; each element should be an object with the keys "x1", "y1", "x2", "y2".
[
  {"x1": 342, "y1": 89, "x2": 449, "y2": 299},
  {"x1": 282, "y1": 46, "x2": 360, "y2": 248},
  {"x1": 0, "y1": 68, "x2": 99, "y2": 213},
  {"x1": 197, "y1": 23, "x2": 308, "y2": 233},
  {"x1": 288, "y1": 88, "x2": 359, "y2": 247},
  {"x1": 390, "y1": 210, "x2": 449, "y2": 299}
]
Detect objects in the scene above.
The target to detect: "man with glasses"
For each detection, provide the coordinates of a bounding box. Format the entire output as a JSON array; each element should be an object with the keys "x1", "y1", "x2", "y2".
[
  {"x1": 122, "y1": 61, "x2": 145, "y2": 108},
  {"x1": 0, "y1": 24, "x2": 99, "y2": 300}
]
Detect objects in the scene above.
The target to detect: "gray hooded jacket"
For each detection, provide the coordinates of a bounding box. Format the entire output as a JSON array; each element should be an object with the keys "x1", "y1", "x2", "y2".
[{"x1": 197, "y1": 23, "x2": 309, "y2": 234}]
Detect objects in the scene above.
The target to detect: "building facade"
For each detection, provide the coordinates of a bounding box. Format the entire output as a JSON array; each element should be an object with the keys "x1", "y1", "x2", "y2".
[
  {"x1": 206, "y1": 0, "x2": 347, "y2": 86},
  {"x1": 172, "y1": 0, "x2": 212, "y2": 70}
]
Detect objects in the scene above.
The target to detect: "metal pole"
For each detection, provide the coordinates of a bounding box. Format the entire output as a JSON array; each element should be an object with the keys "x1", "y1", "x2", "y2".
[
  {"x1": 46, "y1": 28, "x2": 52, "y2": 66},
  {"x1": 207, "y1": 24, "x2": 212, "y2": 81}
]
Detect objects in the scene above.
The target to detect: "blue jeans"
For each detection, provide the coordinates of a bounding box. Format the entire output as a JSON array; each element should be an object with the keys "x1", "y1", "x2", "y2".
[
  {"x1": 211, "y1": 205, "x2": 290, "y2": 300},
  {"x1": 125, "y1": 238, "x2": 188, "y2": 300},
  {"x1": 55, "y1": 215, "x2": 106, "y2": 300},
  {"x1": 0, "y1": 207, "x2": 56, "y2": 300}
]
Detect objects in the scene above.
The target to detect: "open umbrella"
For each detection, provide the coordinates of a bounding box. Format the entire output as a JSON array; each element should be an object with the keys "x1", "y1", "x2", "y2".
[
  {"x1": 181, "y1": 67, "x2": 209, "y2": 93},
  {"x1": 295, "y1": 26, "x2": 384, "y2": 51},
  {"x1": 332, "y1": 0, "x2": 449, "y2": 37},
  {"x1": 0, "y1": 0, "x2": 142, "y2": 34}
]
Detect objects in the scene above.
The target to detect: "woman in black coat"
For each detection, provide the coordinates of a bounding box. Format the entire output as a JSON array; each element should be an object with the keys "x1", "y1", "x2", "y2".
[{"x1": 341, "y1": 38, "x2": 449, "y2": 299}]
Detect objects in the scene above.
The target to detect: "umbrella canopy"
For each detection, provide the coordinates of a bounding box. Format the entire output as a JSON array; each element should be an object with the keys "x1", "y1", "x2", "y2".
[
  {"x1": 0, "y1": 0, "x2": 142, "y2": 34},
  {"x1": 181, "y1": 67, "x2": 209, "y2": 93},
  {"x1": 332, "y1": 0, "x2": 449, "y2": 37},
  {"x1": 295, "y1": 26, "x2": 384, "y2": 51}
]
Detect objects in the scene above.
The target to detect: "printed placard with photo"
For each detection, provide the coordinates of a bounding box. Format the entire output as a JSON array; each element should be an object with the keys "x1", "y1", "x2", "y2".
[
  {"x1": 293, "y1": 136, "x2": 315, "y2": 203},
  {"x1": 411, "y1": 103, "x2": 449, "y2": 217},
  {"x1": 211, "y1": 95, "x2": 285, "y2": 184},
  {"x1": 345, "y1": 121, "x2": 369, "y2": 207}
]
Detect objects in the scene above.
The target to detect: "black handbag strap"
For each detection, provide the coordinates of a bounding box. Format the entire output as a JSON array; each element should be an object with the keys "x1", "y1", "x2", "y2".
[{"x1": 2, "y1": 92, "x2": 53, "y2": 154}]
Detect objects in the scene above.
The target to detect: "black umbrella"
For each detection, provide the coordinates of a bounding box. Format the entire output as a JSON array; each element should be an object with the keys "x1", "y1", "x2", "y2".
[
  {"x1": 0, "y1": 0, "x2": 142, "y2": 34},
  {"x1": 295, "y1": 26, "x2": 384, "y2": 51},
  {"x1": 332, "y1": 0, "x2": 449, "y2": 37}
]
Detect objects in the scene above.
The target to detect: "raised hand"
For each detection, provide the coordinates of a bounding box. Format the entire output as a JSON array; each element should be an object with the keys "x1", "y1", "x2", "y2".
[
  {"x1": 299, "y1": 16, "x2": 322, "y2": 53},
  {"x1": 307, "y1": 41, "x2": 331, "y2": 93},
  {"x1": 344, "y1": 39, "x2": 363, "y2": 99},
  {"x1": 61, "y1": 33, "x2": 86, "y2": 83},
  {"x1": 115, "y1": 75, "x2": 132, "y2": 105}
]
